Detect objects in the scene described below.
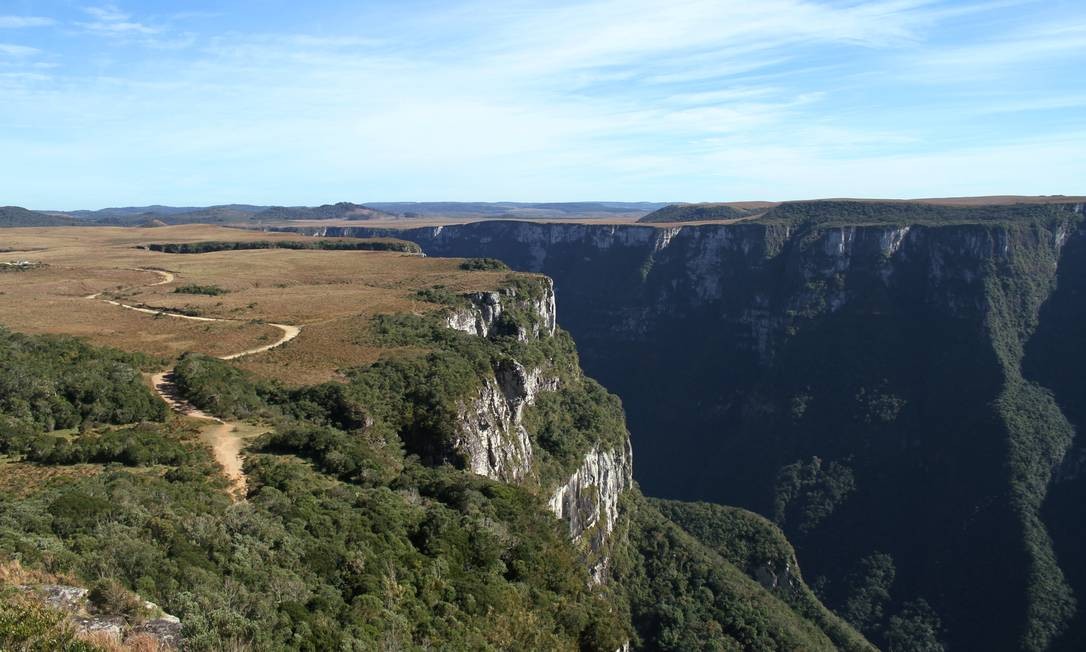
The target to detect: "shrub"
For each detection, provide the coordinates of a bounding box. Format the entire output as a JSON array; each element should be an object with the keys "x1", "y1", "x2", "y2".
[
  {"x1": 88, "y1": 579, "x2": 145, "y2": 620},
  {"x1": 173, "y1": 284, "x2": 227, "y2": 296},
  {"x1": 459, "y1": 258, "x2": 509, "y2": 271},
  {"x1": 0, "y1": 592, "x2": 97, "y2": 651},
  {"x1": 171, "y1": 353, "x2": 273, "y2": 419},
  {"x1": 0, "y1": 328, "x2": 165, "y2": 432}
]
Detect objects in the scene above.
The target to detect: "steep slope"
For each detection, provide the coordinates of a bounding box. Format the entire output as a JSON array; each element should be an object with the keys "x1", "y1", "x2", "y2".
[
  {"x1": 1023, "y1": 222, "x2": 1086, "y2": 651},
  {"x1": 283, "y1": 200, "x2": 1086, "y2": 650},
  {"x1": 653, "y1": 499, "x2": 873, "y2": 650}
]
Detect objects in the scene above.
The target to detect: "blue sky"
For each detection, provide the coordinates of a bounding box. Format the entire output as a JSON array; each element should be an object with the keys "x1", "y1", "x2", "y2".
[{"x1": 1, "y1": 1, "x2": 1084, "y2": 209}]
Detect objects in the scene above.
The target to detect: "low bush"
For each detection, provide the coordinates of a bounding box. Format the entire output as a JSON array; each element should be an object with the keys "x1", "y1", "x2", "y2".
[
  {"x1": 459, "y1": 258, "x2": 509, "y2": 271},
  {"x1": 173, "y1": 284, "x2": 227, "y2": 296}
]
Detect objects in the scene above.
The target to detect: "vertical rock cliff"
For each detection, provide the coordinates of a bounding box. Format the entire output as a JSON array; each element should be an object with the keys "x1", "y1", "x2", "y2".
[
  {"x1": 437, "y1": 276, "x2": 634, "y2": 580},
  {"x1": 547, "y1": 438, "x2": 634, "y2": 583}
]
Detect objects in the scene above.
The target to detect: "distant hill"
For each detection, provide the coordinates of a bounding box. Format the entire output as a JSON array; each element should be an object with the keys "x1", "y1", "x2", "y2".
[
  {"x1": 66, "y1": 204, "x2": 267, "y2": 219},
  {"x1": 45, "y1": 201, "x2": 668, "y2": 224},
  {"x1": 0, "y1": 206, "x2": 81, "y2": 227},
  {"x1": 92, "y1": 206, "x2": 264, "y2": 226},
  {"x1": 255, "y1": 202, "x2": 399, "y2": 221},
  {"x1": 638, "y1": 203, "x2": 757, "y2": 223},
  {"x1": 367, "y1": 201, "x2": 667, "y2": 218}
]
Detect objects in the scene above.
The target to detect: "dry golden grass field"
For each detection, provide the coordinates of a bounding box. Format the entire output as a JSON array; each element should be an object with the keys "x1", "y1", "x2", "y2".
[{"x1": 0, "y1": 224, "x2": 517, "y2": 385}]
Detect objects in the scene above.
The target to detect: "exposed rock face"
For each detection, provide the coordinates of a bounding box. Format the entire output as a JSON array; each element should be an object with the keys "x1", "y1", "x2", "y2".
[
  {"x1": 30, "y1": 584, "x2": 182, "y2": 649},
  {"x1": 753, "y1": 560, "x2": 803, "y2": 599},
  {"x1": 38, "y1": 584, "x2": 88, "y2": 610},
  {"x1": 548, "y1": 438, "x2": 634, "y2": 583},
  {"x1": 131, "y1": 613, "x2": 184, "y2": 648},
  {"x1": 444, "y1": 282, "x2": 562, "y2": 483},
  {"x1": 454, "y1": 368, "x2": 553, "y2": 483},
  {"x1": 72, "y1": 614, "x2": 125, "y2": 639},
  {"x1": 440, "y1": 279, "x2": 633, "y2": 583},
  {"x1": 444, "y1": 279, "x2": 557, "y2": 341}
]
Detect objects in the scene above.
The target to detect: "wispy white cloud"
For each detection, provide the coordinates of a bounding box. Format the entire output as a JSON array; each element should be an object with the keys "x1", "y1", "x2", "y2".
[
  {"x1": 0, "y1": 43, "x2": 39, "y2": 57},
  {"x1": 0, "y1": 71, "x2": 51, "y2": 82},
  {"x1": 446, "y1": 0, "x2": 940, "y2": 83},
  {"x1": 0, "y1": 16, "x2": 54, "y2": 28},
  {"x1": 78, "y1": 4, "x2": 159, "y2": 35},
  {"x1": 899, "y1": 21, "x2": 1086, "y2": 82},
  {"x1": 968, "y1": 95, "x2": 1086, "y2": 114}
]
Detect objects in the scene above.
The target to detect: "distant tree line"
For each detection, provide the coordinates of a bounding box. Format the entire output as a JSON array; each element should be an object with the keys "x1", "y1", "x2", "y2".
[{"x1": 143, "y1": 239, "x2": 421, "y2": 254}]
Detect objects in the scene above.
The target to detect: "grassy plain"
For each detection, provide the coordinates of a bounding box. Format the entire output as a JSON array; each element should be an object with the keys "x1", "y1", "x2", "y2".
[{"x1": 0, "y1": 224, "x2": 514, "y2": 384}]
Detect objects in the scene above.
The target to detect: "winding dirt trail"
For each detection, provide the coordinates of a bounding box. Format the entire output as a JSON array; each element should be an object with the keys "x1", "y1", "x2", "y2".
[
  {"x1": 151, "y1": 371, "x2": 247, "y2": 498},
  {"x1": 89, "y1": 268, "x2": 300, "y2": 499},
  {"x1": 222, "y1": 323, "x2": 301, "y2": 360}
]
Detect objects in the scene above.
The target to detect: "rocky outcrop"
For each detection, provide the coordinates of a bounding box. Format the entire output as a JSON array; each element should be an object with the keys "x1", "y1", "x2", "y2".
[
  {"x1": 547, "y1": 438, "x2": 634, "y2": 583},
  {"x1": 30, "y1": 584, "x2": 182, "y2": 649},
  {"x1": 454, "y1": 371, "x2": 541, "y2": 483},
  {"x1": 753, "y1": 560, "x2": 803, "y2": 599},
  {"x1": 444, "y1": 279, "x2": 557, "y2": 341},
  {"x1": 440, "y1": 278, "x2": 634, "y2": 583},
  {"x1": 446, "y1": 284, "x2": 561, "y2": 482}
]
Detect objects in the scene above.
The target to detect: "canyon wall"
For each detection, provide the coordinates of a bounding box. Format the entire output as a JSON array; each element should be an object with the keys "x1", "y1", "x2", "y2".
[{"x1": 276, "y1": 203, "x2": 1086, "y2": 650}]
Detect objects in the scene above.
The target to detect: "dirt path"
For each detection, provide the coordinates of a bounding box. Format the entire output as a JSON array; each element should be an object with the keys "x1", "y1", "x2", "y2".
[
  {"x1": 83, "y1": 268, "x2": 174, "y2": 300},
  {"x1": 222, "y1": 323, "x2": 301, "y2": 359},
  {"x1": 92, "y1": 268, "x2": 299, "y2": 499},
  {"x1": 151, "y1": 371, "x2": 248, "y2": 498}
]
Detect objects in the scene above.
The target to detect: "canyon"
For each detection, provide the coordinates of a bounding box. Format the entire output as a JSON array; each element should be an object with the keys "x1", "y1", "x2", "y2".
[{"x1": 275, "y1": 200, "x2": 1086, "y2": 650}]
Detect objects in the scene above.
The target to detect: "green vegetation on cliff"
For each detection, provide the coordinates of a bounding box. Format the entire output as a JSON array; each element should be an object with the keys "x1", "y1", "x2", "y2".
[
  {"x1": 652, "y1": 498, "x2": 873, "y2": 651},
  {"x1": 759, "y1": 200, "x2": 1080, "y2": 226},
  {"x1": 0, "y1": 329, "x2": 630, "y2": 650},
  {"x1": 459, "y1": 257, "x2": 510, "y2": 271},
  {"x1": 647, "y1": 497, "x2": 868, "y2": 647},
  {"x1": 613, "y1": 496, "x2": 870, "y2": 651},
  {"x1": 171, "y1": 278, "x2": 625, "y2": 488}
]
